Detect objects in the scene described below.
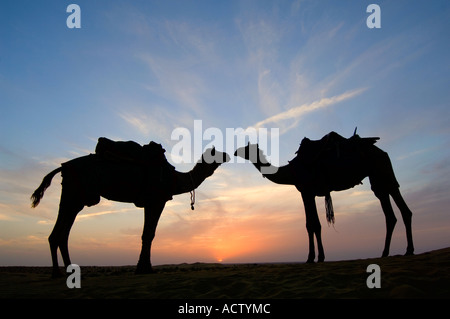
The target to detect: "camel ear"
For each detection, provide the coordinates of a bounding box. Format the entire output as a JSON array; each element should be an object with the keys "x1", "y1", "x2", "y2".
[{"x1": 211, "y1": 146, "x2": 216, "y2": 156}]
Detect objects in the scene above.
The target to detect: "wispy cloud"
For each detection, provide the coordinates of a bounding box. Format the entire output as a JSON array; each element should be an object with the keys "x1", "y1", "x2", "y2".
[
  {"x1": 139, "y1": 54, "x2": 206, "y2": 115},
  {"x1": 77, "y1": 207, "x2": 138, "y2": 221},
  {"x1": 119, "y1": 111, "x2": 161, "y2": 137},
  {"x1": 135, "y1": 20, "x2": 224, "y2": 119},
  {"x1": 396, "y1": 146, "x2": 436, "y2": 161},
  {"x1": 251, "y1": 87, "x2": 367, "y2": 133},
  {"x1": 234, "y1": 5, "x2": 372, "y2": 135},
  {"x1": 117, "y1": 105, "x2": 181, "y2": 144}
]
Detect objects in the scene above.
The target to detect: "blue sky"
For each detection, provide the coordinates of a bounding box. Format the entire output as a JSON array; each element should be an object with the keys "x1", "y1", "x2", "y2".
[{"x1": 1, "y1": 0, "x2": 449, "y2": 266}]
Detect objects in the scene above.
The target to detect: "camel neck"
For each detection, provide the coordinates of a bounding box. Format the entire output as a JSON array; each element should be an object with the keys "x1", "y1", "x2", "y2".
[
  {"x1": 251, "y1": 152, "x2": 296, "y2": 186},
  {"x1": 172, "y1": 161, "x2": 220, "y2": 195}
]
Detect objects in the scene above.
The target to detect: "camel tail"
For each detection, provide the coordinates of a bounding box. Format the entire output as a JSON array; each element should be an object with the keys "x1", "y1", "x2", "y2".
[
  {"x1": 325, "y1": 193, "x2": 335, "y2": 225},
  {"x1": 31, "y1": 167, "x2": 62, "y2": 208}
]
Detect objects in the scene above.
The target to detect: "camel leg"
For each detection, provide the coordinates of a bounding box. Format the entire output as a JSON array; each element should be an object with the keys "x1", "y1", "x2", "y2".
[
  {"x1": 316, "y1": 227, "x2": 325, "y2": 262},
  {"x1": 136, "y1": 201, "x2": 166, "y2": 274},
  {"x1": 49, "y1": 216, "x2": 65, "y2": 278},
  {"x1": 391, "y1": 189, "x2": 414, "y2": 255},
  {"x1": 376, "y1": 192, "x2": 397, "y2": 257},
  {"x1": 48, "y1": 189, "x2": 83, "y2": 278},
  {"x1": 301, "y1": 193, "x2": 325, "y2": 263},
  {"x1": 59, "y1": 210, "x2": 80, "y2": 269}
]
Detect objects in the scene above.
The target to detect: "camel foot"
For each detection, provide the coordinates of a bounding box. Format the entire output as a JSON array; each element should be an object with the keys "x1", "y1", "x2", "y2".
[
  {"x1": 51, "y1": 268, "x2": 64, "y2": 279},
  {"x1": 318, "y1": 254, "x2": 325, "y2": 263},
  {"x1": 135, "y1": 262, "x2": 156, "y2": 275},
  {"x1": 404, "y1": 250, "x2": 414, "y2": 256}
]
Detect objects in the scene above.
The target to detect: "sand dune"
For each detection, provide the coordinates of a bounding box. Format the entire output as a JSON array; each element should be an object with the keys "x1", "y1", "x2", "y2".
[{"x1": 0, "y1": 247, "x2": 449, "y2": 299}]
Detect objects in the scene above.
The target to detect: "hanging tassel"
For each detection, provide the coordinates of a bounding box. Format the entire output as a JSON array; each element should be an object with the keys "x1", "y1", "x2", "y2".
[
  {"x1": 325, "y1": 193, "x2": 335, "y2": 225},
  {"x1": 189, "y1": 172, "x2": 195, "y2": 211},
  {"x1": 190, "y1": 190, "x2": 195, "y2": 211}
]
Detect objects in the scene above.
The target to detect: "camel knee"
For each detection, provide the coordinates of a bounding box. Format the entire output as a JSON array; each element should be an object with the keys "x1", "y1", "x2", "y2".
[
  {"x1": 306, "y1": 217, "x2": 321, "y2": 232},
  {"x1": 48, "y1": 233, "x2": 59, "y2": 249},
  {"x1": 401, "y1": 211, "x2": 412, "y2": 225},
  {"x1": 398, "y1": 203, "x2": 413, "y2": 221},
  {"x1": 386, "y1": 215, "x2": 397, "y2": 231},
  {"x1": 141, "y1": 231, "x2": 156, "y2": 243}
]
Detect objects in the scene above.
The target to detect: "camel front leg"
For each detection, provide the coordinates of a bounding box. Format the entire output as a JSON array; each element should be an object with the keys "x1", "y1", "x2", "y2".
[
  {"x1": 136, "y1": 201, "x2": 165, "y2": 274},
  {"x1": 306, "y1": 227, "x2": 315, "y2": 263},
  {"x1": 315, "y1": 226, "x2": 325, "y2": 262},
  {"x1": 376, "y1": 193, "x2": 397, "y2": 257},
  {"x1": 301, "y1": 192, "x2": 325, "y2": 263}
]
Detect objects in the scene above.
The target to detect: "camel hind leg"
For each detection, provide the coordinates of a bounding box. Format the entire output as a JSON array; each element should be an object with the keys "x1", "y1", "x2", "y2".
[
  {"x1": 48, "y1": 188, "x2": 83, "y2": 278},
  {"x1": 374, "y1": 191, "x2": 397, "y2": 257},
  {"x1": 301, "y1": 192, "x2": 325, "y2": 263},
  {"x1": 370, "y1": 149, "x2": 414, "y2": 257},
  {"x1": 391, "y1": 188, "x2": 414, "y2": 255}
]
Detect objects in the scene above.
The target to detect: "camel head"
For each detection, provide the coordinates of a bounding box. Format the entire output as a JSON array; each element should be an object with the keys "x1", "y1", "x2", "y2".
[
  {"x1": 234, "y1": 143, "x2": 261, "y2": 162},
  {"x1": 189, "y1": 147, "x2": 230, "y2": 188},
  {"x1": 201, "y1": 147, "x2": 231, "y2": 165}
]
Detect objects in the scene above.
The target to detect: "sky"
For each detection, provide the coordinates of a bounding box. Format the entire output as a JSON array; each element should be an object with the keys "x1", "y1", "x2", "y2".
[{"x1": 0, "y1": 0, "x2": 449, "y2": 266}]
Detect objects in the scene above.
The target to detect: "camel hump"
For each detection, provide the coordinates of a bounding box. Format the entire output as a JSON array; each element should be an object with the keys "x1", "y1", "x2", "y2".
[
  {"x1": 95, "y1": 137, "x2": 168, "y2": 165},
  {"x1": 357, "y1": 136, "x2": 380, "y2": 145},
  {"x1": 295, "y1": 131, "x2": 380, "y2": 160}
]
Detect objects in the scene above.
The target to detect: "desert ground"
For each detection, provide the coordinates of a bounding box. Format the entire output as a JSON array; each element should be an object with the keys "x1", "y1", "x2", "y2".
[{"x1": 0, "y1": 247, "x2": 449, "y2": 299}]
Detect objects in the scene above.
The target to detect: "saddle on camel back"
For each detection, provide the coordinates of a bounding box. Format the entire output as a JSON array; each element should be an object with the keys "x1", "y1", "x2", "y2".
[
  {"x1": 95, "y1": 136, "x2": 175, "y2": 169},
  {"x1": 292, "y1": 129, "x2": 380, "y2": 224},
  {"x1": 94, "y1": 137, "x2": 176, "y2": 202},
  {"x1": 95, "y1": 137, "x2": 168, "y2": 165},
  {"x1": 295, "y1": 129, "x2": 380, "y2": 163}
]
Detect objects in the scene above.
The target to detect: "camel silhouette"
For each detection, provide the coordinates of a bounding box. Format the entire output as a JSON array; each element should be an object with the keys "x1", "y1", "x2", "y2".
[
  {"x1": 31, "y1": 139, "x2": 230, "y2": 276},
  {"x1": 235, "y1": 130, "x2": 414, "y2": 263}
]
